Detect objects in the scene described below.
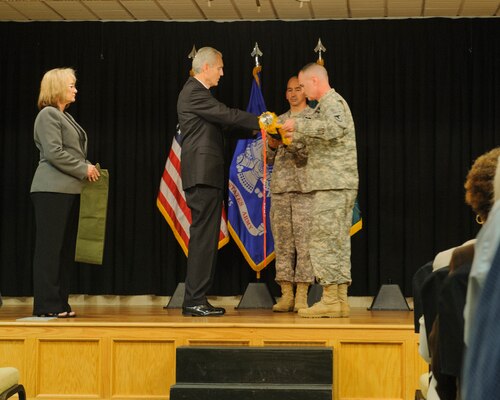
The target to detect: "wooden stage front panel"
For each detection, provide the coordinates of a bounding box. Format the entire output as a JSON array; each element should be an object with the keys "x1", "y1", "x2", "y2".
[{"x1": 0, "y1": 305, "x2": 427, "y2": 400}]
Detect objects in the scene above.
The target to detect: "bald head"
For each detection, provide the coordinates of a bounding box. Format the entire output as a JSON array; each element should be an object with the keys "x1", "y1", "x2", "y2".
[
  {"x1": 298, "y1": 63, "x2": 331, "y2": 101},
  {"x1": 301, "y1": 63, "x2": 329, "y2": 80}
]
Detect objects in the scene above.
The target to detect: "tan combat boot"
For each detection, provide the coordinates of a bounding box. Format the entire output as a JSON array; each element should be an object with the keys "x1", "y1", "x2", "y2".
[
  {"x1": 272, "y1": 282, "x2": 294, "y2": 312},
  {"x1": 338, "y1": 283, "x2": 350, "y2": 317},
  {"x1": 298, "y1": 284, "x2": 341, "y2": 318},
  {"x1": 293, "y1": 283, "x2": 310, "y2": 312}
]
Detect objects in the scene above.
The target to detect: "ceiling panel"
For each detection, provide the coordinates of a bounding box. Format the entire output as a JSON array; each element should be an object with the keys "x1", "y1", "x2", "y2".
[
  {"x1": 423, "y1": 0, "x2": 461, "y2": 16},
  {"x1": 194, "y1": 0, "x2": 240, "y2": 20},
  {"x1": 351, "y1": 8, "x2": 385, "y2": 18},
  {"x1": 0, "y1": 1, "x2": 27, "y2": 19},
  {"x1": 312, "y1": 0, "x2": 349, "y2": 19},
  {"x1": 46, "y1": 1, "x2": 98, "y2": 20},
  {"x1": 425, "y1": 0, "x2": 461, "y2": 5},
  {"x1": 350, "y1": 0, "x2": 386, "y2": 18},
  {"x1": 0, "y1": 0, "x2": 499, "y2": 21},
  {"x1": 461, "y1": 0, "x2": 499, "y2": 16},
  {"x1": 7, "y1": 1, "x2": 63, "y2": 20},
  {"x1": 272, "y1": 0, "x2": 312, "y2": 19},
  {"x1": 84, "y1": 0, "x2": 132, "y2": 20},
  {"x1": 121, "y1": 0, "x2": 169, "y2": 20},
  {"x1": 234, "y1": 0, "x2": 276, "y2": 20},
  {"x1": 423, "y1": 8, "x2": 459, "y2": 16},
  {"x1": 387, "y1": 0, "x2": 422, "y2": 17},
  {"x1": 157, "y1": 0, "x2": 204, "y2": 20}
]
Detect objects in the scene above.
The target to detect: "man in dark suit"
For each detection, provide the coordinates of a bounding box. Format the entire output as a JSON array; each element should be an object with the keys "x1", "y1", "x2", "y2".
[{"x1": 177, "y1": 47, "x2": 259, "y2": 316}]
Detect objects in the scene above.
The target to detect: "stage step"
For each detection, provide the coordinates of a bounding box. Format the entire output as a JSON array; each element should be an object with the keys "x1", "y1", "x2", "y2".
[
  {"x1": 175, "y1": 346, "x2": 332, "y2": 384},
  {"x1": 170, "y1": 346, "x2": 333, "y2": 400},
  {"x1": 169, "y1": 383, "x2": 332, "y2": 400}
]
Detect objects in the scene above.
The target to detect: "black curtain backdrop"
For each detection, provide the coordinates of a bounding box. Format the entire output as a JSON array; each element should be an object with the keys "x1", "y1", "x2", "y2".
[{"x1": 1, "y1": 19, "x2": 499, "y2": 297}]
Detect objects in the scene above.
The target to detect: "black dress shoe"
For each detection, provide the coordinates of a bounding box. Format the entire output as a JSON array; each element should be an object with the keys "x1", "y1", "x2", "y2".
[
  {"x1": 206, "y1": 301, "x2": 225, "y2": 312},
  {"x1": 182, "y1": 304, "x2": 226, "y2": 317}
]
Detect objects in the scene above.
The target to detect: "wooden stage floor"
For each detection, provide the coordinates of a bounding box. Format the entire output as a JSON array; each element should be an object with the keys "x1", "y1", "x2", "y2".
[
  {"x1": 0, "y1": 303, "x2": 415, "y2": 327},
  {"x1": 0, "y1": 304, "x2": 425, "y2": 400}
]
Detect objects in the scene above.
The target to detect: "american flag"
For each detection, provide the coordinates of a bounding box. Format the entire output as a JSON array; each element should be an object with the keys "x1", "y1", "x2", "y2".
[{"x1": 157, "y1": 126, "x2": 229, "y2": 255}]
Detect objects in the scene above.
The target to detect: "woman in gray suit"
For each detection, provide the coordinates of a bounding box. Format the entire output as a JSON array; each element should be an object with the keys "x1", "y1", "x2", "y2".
[{"x1": 31, "y1": 68, "x2": 100, "y2": 318}]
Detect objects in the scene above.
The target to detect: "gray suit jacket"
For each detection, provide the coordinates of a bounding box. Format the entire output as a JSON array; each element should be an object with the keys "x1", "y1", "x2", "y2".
[
  {"x1": 31, "y1": 106, "x2": 89, "y2": 194},
  {"x1": 177, "y1": 77, "x2": 259, "y2": 190}
]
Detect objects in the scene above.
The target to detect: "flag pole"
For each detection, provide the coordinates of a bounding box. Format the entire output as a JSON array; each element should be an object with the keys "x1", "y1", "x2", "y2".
[
  {"x1": 232, "y1": 43, "x2": 276, "y2": 309},
  {"x1": 251, "y1": 42, "x2": 265, "y2": 280}
]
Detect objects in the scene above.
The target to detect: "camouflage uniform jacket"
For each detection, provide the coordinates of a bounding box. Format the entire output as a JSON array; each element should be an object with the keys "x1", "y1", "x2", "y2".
[
  {"x1": 267, "y1": 107, "x2": 314, "y2": 194},
  {"x1": 294, "y1": 89, "x2": 358, "y2": 191}
]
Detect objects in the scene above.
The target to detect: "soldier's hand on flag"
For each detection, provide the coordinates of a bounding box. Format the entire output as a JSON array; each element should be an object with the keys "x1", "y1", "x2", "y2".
[
  {"x1": 283, "y1": 131, "x2": 294, "y2": 143},
  {"x1": 281, "y1": 118, "x2": 295, "y2": 132},
  {"x1": 280, "y1": 119, "x2": 295, "y2": 143}
]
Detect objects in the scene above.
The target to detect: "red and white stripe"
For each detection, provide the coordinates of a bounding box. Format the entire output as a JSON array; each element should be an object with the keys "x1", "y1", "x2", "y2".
[{"x1": 157, "y1": 131, "x2": 229, "y2": 256}]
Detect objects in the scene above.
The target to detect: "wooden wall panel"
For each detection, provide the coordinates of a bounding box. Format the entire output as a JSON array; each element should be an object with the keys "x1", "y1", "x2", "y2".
[
  {"x1": 112, "y1": 340, "x2": 175, "y2": 397},
  {"x1": 262, "y1": 340, "x2": 329, "y2": 347},
  {"x1": 187, "y1": 339, "x2": 251, "y2": 346},
  {"x1": 37, "y1": 339, "x2": 100, "y2": 397},
  {"x1": 338, "y1": 341, "x2": 404, "y2": 400},
  {"x1": 0, "y1": 339, "x2": 25, "y2": 377}
]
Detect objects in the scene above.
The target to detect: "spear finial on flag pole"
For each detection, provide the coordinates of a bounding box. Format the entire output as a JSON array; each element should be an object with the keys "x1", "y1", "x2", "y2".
[
  {"x1": 188, "y1": 45, "x2": 197, "y2": 76},
  {"x1": 251, "y1": 42, "x2": 263, "y2": 85},
  {"x1": 188, "y1": 45, "x2": 197, "y2": 59},
  {"x1": 251, "y1": 42, "x2": 263, "y2": 67},
  {"x1": 314, "y1": 38, "x2": 326, "y2": 66}
]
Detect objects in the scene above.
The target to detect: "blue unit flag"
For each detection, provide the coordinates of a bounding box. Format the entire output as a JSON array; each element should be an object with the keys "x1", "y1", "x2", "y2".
[{"x1": 228, "y1": 70, "x2": 275, "y2": 274}]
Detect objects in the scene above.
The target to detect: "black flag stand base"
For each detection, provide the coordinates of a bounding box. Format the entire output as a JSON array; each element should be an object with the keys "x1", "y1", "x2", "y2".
[
  {"x1": 368, "y1": 284, "x2": 411, "y2": 311},
  {"x1": 164, "y1": 282, "x2": 185, "y2": 309},
  {"x1": 307, "y1": 283, "x2": 323, "y2": 306},
  {"x1": 235, "y1": 282, "x2": 276, "y2": 309},
  {"x1": 164, "y1": 281, "x2": 277, "y2": 310}
]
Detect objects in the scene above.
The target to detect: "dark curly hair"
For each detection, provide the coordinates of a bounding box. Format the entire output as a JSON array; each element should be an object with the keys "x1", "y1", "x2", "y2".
[{"x1": 464, "y1": 147, "x2": 500, "y2": 223}]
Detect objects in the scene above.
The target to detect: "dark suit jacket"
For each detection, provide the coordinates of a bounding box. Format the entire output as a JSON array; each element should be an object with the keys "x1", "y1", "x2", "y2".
[
  {"x1": 438, "y1": 262, "x2": 471, "y2": 378},
  {"x1": 177, "y1": 77, "x2": 259, "y2": 190},
  {"x1": 412, "y1": 261, "x2": 433, "y2": 332},
  {"x1": 421, "y1": 266, "x2": 450, "y2": 345}
]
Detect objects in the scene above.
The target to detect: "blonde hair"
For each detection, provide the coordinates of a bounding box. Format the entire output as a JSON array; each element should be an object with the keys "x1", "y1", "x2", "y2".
[{"x1": 37, "y1": 68, "x2": 76, "y2": 110}]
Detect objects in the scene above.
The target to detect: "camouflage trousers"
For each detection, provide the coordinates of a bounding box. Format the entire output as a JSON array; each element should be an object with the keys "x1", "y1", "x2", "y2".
[
  {"x1": 309, "y1": 189, "x2": 357, "y2": 285},
  {"x1": 270, "y1": 192, "x2": 314, "y2": 283}
]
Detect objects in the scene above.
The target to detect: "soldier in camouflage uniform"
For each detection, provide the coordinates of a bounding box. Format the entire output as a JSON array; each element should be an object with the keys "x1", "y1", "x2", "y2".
[
  {"x1": 267, "y1": 76, "x2": 315, "y2": 312},
  {"x1": 281, "y1": 63, "x2": 358, "y2": 318}
]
